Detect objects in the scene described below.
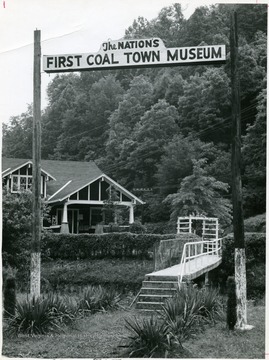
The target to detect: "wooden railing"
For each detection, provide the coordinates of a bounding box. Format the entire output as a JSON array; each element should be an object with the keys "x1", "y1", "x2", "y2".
[{"x1": 178, "y1": 238, "x2": 222, "y2": 288}]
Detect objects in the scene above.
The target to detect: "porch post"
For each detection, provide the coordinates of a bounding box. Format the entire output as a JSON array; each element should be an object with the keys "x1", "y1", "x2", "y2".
[
  {"x1": 61, "y1": 202, "x2": 69, "y2": 234},
  {"x1": 129, "y1": 204, "x2": 134, "y2": 224}
]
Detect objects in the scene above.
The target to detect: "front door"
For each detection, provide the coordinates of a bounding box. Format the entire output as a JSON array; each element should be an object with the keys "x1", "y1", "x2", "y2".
[{"x1": 68, "y1": 209, "x2": 79, "y2": 234}]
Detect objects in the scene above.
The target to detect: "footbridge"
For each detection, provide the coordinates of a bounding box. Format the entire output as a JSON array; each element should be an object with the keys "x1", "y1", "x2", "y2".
[{"x1": 136, "y1": 216, "x2": 223, "y2": 311}]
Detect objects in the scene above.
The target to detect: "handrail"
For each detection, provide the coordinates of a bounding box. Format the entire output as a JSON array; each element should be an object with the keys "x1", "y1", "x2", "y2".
[{"x1": 178, "y1": 238, "x2": 222, "y2": 288}]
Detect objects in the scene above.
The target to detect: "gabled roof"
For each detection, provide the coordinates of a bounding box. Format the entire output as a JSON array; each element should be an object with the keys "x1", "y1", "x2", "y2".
[
  {"x1": 2, "y1": 157, "x2": 55, "y2": 180},
  {"x1": 2, "y1": 157, "x2": 144, "y2": 205}
]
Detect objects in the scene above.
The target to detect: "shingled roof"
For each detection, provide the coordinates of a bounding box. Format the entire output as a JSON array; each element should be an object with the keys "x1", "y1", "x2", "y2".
[{"x1": 2, "y1": 157, "x2": 144, "y2": 204}]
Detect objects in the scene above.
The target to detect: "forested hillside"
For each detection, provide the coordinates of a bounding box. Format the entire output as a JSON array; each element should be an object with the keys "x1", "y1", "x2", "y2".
[{"x1": 2, "y1": 3, "x2": 266, "y2": 225}]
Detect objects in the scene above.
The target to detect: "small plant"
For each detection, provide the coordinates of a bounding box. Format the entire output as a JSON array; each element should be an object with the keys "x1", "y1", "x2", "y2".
[
  {"x1": 6, "y1": 294, "x2": 77, "y2": 336},
  {"x1": 78, "y1": 285, "x2": 120, "y2": 314},
  {"x1": 121, "y1": 316, "x2": 174, "y2": 358},
  {"x1": 160, "y1": 286, "x2": 224, "y2": 342},
  {"x1": 226, "y1": 276, "x2": 237, "y2": 330},
  {"x1": 199, "y1": 287, "x2": 224, "y2": 322},
  {"x1": 160, "y1": 286, "x2": 204, "y2": 342}
]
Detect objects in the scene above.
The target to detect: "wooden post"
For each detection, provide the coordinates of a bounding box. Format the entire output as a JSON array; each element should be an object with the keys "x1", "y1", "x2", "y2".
[
  {"x1": 230, "y1": 11, "x2": 253, "y2": 330},
  {"x1": 31, "y1": 29, "x2": 41, "y2": 297}
]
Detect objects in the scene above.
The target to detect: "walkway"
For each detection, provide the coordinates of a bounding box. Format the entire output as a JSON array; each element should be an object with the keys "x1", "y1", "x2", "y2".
[{"x1": 146, "y1": 254, "x2": 222, "y2": 281}]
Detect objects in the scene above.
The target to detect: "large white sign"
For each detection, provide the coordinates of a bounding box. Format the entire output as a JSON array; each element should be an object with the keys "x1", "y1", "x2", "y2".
[{"x1": 43, "y1": 38, "x2": 226, "y2": 73}]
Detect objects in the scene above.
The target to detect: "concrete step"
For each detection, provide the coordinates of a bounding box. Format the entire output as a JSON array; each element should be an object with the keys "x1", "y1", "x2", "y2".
[
  {"x1": 140, "y1": 287, "x2": 177, "y2": 295},
  {"x1": 136, "y1": 301, "x2": 165, "y2": 310},
  {"x1": 142, "y1": 280, "x2": 178, "y2": 288},
  {"x1": 145, "y1": 275, "x2": 178, "y2": 282},
  {"x1": 138, "y1": 294, "x2": 173, "y2": 303}
]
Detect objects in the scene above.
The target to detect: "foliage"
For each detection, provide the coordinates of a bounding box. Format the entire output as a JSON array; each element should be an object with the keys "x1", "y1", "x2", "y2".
[
  {"x1": 78, "y1": 285, "x2": 120, "y2": 314},
  {"x1": 2, "y1": 105, "x2": 33, "y2": 158},
  {"x1": 41, "y1": 259, "x2": 154, "y2": 294},
  {"x1": 129, "y1": 221, "x2": 146, "y2": 234},
  {"x1": 160, "y1": 286, "x2": 224, "y2": 342},
  {"x1": 144, "y1": 221, "x2": 176, "y2": 234},
  {"x1": 2, "y1": 188, "x2": 50, "y2": 282},
  {"x1": 2, "y1": 4, "x2": 267, "y2": 222},
  {"x1": 122, "y1": 316, "x2": 176, "y2": 358},
  {"x1": 219, "y1": 232, "x2": 266, "y2": 298},
  {"x1": 164, "y1": 159, "x2": 232, "y2": 227},
  {"x1": 226, "y1": 276, "x2": 237, "y2": 330},
  {"x1": 6, "y1": 294, "x2": 77, "y2": 336},
  {"x1": 242, "y1": 86, "x2": 266, "y2": 217},
  {"x1": 244, "y1": 214, "x2": 266, "y2": 233},
  {"x1": 122, "y1": 286, "x2": 224, "y2": 357},
  {"x1": 42, "y1": 232, "x2": 196, "y2": 261}
]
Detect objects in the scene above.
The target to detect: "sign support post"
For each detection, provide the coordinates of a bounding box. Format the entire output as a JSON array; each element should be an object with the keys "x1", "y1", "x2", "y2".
[
  {"x1": 230, "y1": 10, "x2": 253, "y2": 330},
  {"x1": 31, "y1": 29, "x2": 41, "y2": 297}
]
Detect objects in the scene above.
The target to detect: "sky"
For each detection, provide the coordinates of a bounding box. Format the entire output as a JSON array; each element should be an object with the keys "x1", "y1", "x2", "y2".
[{"x1": 0, "y1": 0, "x2": 266, "y2": 125}]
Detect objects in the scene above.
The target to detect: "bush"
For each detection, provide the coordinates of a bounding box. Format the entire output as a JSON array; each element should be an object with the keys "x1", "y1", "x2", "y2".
[
  {"x1": 78, "y1": 285, "x2": 120, "y2": 314},
  {"x1": 42, "y1": 232, "x2": 193, "y2": 261},
  {"x1": 144, "y1": 221, "x2": 176, "y2": 234},
  {"x1": 219, "y1": 232, "x2": 265, "y2": 298},
  {"x1": 6, "y1": 294, "x2": 77, "y2": 336},
  {"x1": 244, "y1": 214, "x2": 266, "y2": 232},
  {"x1": 129, "y1": 221, "x2": 146, "y2": 234},
  {"x1": 160, "y1": 286, "x2": 224, "y2": 342},
  {"x1": 122, "y1": 286, "x2": 223, "y2": 357},
  {"x1": 121, "y1": 316, "x2": 176, "y2": 358}
]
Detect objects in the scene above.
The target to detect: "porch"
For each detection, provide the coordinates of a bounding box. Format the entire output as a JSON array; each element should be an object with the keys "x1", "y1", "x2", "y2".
[{"x1": 49, "y1": 201, "x2": 136, "y2": 234}]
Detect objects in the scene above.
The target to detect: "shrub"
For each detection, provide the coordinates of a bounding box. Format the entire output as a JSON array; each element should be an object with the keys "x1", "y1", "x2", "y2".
[
  {"x1": 144, "y1": 221, "x2": 176, "y2": 234},
  {"x1": 121, "y1": 316, "x2": 175, "y2": 358},
  {"x1": 78, "y1": 285, "x2": 120, "y2": 314},
  {"x1": 122, "y1": 286, "x2": 223, "y2": 357},
  {"x1": 42, "y1": 232, "x2": 195, "y2": 261},
  {"x1": 6, "y1": 294, "x2": 77, "y2": 336},
  {"x1": 244, "y1": 214, "x2": 266, "y2": 233},
  {"x1": 160, "y1": 286, "x2": 223, "y2": 342},
  {"x1": 129, "y1": 221, "x2": 146, "y2": 234}
]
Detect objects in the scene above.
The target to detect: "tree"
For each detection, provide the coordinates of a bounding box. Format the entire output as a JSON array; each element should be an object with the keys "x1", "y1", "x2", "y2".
[
  {"x1": 242, "y1": 86, "x2": 266, "y2": 217},
  {"x1": 177, "y1": 67, "x2": 231, "y2": 143},
  {"x1": 2, "y1": 188, "x2": 50, "y2": 289},
  {"x1": 127, "y1": 99, "x2": 179, "y2": 188},
  {"x1": 156, "y1": 135, "x2": 232, "y2": 197},
  {"x1": 164, "y1": 159, "x2": 232, "y2": 228},
  {"x1": 104, "y1": 75, "x2": 154, "y2": 183},
  {"x1": 2, "y1": 105, "x2": 33, "y2": 158}
]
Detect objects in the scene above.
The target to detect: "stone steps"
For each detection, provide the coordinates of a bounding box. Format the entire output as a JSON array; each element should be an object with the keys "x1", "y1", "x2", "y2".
[{"x1": 136, "y1": 275, "x2": 180, "y2": 312}]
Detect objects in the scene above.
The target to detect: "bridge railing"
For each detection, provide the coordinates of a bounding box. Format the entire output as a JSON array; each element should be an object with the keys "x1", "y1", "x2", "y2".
[{"x1": 178, "y1": 237, "x2": 222, "y2": 288}]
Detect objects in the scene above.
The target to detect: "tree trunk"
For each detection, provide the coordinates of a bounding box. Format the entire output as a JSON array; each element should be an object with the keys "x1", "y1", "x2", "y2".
[
  {"x1": 30, "y1": 252, "x2": 41, "y2": 296},
  {"x1": 234, "y1": 248, "x2": 247, "y2": 328}
]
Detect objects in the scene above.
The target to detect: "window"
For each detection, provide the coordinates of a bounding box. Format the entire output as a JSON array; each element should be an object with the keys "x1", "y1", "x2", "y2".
[{"x1": 11, "y1": 175, "x2": 32, "y2": 192}]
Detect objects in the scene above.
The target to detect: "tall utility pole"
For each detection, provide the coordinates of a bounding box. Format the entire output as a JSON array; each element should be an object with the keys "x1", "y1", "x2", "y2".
[
  {"x1": 31, "y1": 29, "x2": 41, "y2": 297},
  {"x1": 230, "y1": 10, "x2": 252, "y2": 330}
]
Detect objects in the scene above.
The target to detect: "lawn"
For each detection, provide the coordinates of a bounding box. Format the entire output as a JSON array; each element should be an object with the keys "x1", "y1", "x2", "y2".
[
  {"x1": 2, "y1": 300, "x2": 265, "y2": 358},
  {"x1": 41, "y1": 258, "x2": 154, "y2": 293}
]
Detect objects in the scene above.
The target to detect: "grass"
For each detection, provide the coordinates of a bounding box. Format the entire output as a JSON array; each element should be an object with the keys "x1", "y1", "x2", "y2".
[
  {"x1": 41, "y1": 258, "x2": 154, "y2": 292},
  {"x1": 2, "y1": 300, "x2": 265, "y2": 358},
  {"x1": 183, "y1": 302, "x2": 266, "y2": 359}
]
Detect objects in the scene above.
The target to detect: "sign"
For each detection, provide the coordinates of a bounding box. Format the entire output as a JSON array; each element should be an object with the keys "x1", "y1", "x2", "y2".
[{"x1": 43, "y1": 38, "x2": 226, "y2": 73}]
